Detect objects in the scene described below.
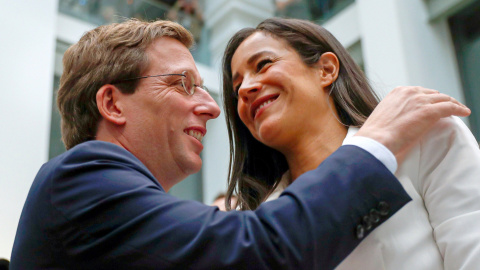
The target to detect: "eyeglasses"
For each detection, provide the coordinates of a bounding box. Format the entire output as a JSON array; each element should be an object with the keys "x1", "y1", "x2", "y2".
[{"x1": 112, "y1": 70, "x2": 209, "y2": 95}]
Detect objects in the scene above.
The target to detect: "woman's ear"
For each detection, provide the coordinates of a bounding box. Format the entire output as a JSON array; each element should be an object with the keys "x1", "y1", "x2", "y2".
[
  {"x1": 317, "y1": 52, "x2": 339, "y2": 88},
  {"x1": 96, "y1": 84, "x2": 127, "y2": 126}
]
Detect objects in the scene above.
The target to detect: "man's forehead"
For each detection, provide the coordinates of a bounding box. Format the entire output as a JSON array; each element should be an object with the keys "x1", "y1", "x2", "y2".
[
  {"x1": 146, "y1": 37, "x2": 192, "y2": 59},
  {"x1": 145, "y1": 37, "x2": 197, "y2": 75}
]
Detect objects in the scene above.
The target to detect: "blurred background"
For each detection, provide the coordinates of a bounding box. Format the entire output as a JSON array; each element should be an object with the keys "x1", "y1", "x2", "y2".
[{"x1": 1, "y1": 0, "x2": 479, "y2": 260}]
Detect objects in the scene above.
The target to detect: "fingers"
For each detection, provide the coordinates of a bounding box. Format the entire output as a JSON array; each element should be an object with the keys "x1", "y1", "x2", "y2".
[
  {"x1": 427, "y1": 101, "x2": 471, "y2": 118},
  {"x1": 393, "y1": 86, "x2": 471, "y2": 117},
  {"x1": 391, "y1": 86, "x2": 439, "y2": 96},
  {"x1": 413, "y1": 87, "x2": 439, "y2": 95},
  {"x1": 427, "y1": 92, "x2": 458, "y2": 105},
  {"x1": 425, "y1": 92, "x2": 471, "y2": 118}
]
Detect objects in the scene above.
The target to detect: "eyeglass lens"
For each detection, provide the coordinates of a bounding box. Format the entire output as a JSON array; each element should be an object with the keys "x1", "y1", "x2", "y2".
[{"x1": 181, "y1": 71, "x2": 195, "y2": 95}]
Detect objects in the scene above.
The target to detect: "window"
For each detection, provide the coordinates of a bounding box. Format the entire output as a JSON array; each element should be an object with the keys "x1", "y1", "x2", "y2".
[
  {"x1": 48, "y1": 40, "x2": 70, "y2": 159},
  {"x1": 347, "y1": 40, "x2": 364, "y2": 72},
  {"x1": 274, "y1": 0, "x2": 355, "y2": 22},
  {"x1": 58, "y1": 0, "x2": 210, "y2": 65},
  {"x1": 449, "y1": 0, "x2": 480, "y2": 141},
  {"x1": 49, "y1": 75, "x2": 66, "y2": 159},
  {"x1": 169, "y1": 168, "x2": 203, "y2": 201}
]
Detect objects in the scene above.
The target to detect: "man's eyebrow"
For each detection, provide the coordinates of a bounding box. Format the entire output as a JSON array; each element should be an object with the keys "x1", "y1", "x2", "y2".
[{"x1": 232, "y1": 50, "x2": 274, "y2": 84}]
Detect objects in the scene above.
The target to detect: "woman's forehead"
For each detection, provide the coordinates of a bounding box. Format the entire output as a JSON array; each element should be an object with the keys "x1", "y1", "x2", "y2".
[
  {"x1": 231, "y1": 32, "x2": 292, "y2": 68},
  {"x1": 236, "y1": 32, "x2": 289, "y2": 54}
]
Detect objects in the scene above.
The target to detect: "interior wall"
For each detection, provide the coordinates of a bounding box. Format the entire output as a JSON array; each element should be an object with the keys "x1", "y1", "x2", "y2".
[{"x1": 0, "y1": 0, "x2": 59, "y2": 259}]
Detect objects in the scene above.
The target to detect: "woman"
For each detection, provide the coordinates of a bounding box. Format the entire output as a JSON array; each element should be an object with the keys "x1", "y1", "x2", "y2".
[{"x1": 222, "y1": 18, "x2": 480, "y2": 269}]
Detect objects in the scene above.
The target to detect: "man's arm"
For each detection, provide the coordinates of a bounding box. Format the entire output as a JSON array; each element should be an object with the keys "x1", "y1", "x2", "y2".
[{"x1": 43, "y1": 142, "x2": 407, "y2": 270}]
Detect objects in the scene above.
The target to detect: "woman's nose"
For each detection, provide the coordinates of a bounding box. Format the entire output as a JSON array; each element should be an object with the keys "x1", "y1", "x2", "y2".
[{"x1": 237, "y1": 76, "x2": 261, "y2": 103}]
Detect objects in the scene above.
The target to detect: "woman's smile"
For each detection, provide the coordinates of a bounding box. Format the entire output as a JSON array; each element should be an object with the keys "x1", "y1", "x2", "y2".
[{"x1": 251, "y1": 93, "x2": 279, "y2": 119}]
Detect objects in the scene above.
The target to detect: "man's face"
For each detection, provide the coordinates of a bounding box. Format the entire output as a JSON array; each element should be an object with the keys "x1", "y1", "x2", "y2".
[{"x1": 120, "y1": 37, "x2": 220, "y2": 191}]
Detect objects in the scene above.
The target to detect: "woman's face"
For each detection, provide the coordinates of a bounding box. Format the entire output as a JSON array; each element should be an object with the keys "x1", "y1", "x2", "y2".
[{"x1": 230, "y1": 32, "x2": 335, "y2": 151}]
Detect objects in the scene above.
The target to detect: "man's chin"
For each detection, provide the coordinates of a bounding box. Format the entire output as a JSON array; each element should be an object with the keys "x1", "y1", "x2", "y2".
[{"x1": 182, "y1": 158, "x2": 202, "y2": 176}]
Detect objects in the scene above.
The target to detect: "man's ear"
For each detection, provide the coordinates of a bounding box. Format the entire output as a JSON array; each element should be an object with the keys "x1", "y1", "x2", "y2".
[
  {"x1": 317, "y1": 52, "x2": 340, "y2": 88},
  {"x1": 96, "y1": 84, "x2": 126, "y2": 126}
]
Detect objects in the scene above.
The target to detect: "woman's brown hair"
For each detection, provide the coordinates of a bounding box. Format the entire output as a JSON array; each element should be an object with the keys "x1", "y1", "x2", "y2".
[{"x1": 222, "y1": 18, "x2": 380, "y2": 210}]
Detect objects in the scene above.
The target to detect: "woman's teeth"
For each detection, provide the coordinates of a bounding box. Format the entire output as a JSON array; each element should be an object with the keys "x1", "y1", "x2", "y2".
[{"x1": 255, "y1": 99, "x2": 274, "y2": 116}]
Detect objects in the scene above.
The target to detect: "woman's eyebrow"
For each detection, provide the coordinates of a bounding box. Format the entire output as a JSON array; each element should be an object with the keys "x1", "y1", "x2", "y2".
[
  {"x1": 232, "y1": 50, "x2": 275, "y2": 83},
  {"x1": 247, "y1": 50, "x2": 272, "y2": 65}
]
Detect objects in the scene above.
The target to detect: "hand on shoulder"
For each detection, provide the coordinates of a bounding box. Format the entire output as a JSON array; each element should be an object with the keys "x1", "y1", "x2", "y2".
[{"x1": 356, "y1": 86, "x2": 471, "y2": 161}]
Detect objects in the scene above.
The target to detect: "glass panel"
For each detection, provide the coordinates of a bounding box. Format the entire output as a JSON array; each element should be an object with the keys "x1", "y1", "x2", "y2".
[
  {"x1": 347, "y1": 40, "x2": 364, "y2": 71},
  {"x1": 49, "y1": 75, "x2": 66, "y2": 160},
  {"x1": 425, "y1": 0, "x2": 476, "y2": 21},
  {"x1": 274, "y1": 0, "x2": 355, "y2": 22},
  {"x1": 49, "y1": 41, "x2": 71, "y2": 160},
  {"x1": 449, "y1": 0, "x2": 480, "y2": 141},
  {"x1": 59, "y1": 0, "x2": 209, "y2": 65},
  {"x1": 275, "y1": 0, "x2": 313, "y2": 20},
  {"x1": 59, "y1": 0, "x2": 172, "y2": 25},
  {"x1": 169, "y1": 169, "x2": 203, "y2": 202}
]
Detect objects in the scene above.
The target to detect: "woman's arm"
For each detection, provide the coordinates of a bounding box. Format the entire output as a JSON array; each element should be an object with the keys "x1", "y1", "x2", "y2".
[{"x1": 419, "y1": 116, "x2": 480, "y2": 269}]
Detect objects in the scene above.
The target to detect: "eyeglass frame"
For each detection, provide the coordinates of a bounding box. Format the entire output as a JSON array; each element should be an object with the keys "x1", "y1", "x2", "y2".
[{"x1": 111, "y1": 70, "x2": 209, "y2": 96}]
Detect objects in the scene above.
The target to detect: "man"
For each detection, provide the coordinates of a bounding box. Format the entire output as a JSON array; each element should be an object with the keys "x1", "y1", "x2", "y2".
[{"x1": 10, "y1": 20, "x2": 469, "y2": 269}]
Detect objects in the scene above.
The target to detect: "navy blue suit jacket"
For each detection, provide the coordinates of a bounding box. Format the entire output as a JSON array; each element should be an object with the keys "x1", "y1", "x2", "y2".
[{"x1": 11, "y1": 141, "x2": 410, "y2": 269}]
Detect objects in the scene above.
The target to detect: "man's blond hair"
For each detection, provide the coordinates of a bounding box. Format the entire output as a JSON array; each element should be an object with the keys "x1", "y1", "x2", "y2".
[{"x1": 57, "y1": 19, "x2": 193, "y2": 149}]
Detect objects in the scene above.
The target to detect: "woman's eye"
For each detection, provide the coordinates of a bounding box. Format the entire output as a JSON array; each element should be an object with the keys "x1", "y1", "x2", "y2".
[
  {"x1": 256, "y1": 59, "x2": 272, "y2": 72},
  {"x1": 233, "y1": 84, "x2": 240, "y2": 97}
]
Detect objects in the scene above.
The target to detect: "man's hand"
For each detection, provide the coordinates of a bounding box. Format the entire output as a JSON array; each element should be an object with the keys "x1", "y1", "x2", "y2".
[{"x1": 356, "y1": 86, "x2": 471, "y2": 161}]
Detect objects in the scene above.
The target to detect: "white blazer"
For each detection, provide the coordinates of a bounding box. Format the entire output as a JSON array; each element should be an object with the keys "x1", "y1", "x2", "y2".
[{"x1": 267, "y1": 117, "x2": 480, "y2": 270}]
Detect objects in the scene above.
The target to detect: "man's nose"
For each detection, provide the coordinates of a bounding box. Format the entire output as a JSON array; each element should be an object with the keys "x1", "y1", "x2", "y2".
[{"x1": 194, "y1": 88, "x2": 221, "y2": 119}]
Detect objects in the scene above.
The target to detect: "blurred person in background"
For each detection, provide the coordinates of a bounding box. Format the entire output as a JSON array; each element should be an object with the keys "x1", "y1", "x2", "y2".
[
  {"x1": 168, "y1": 0, "x2": 204, "y2": 42},
  {"x1": 0, "y1": 258, "x2": 9, "y2": 270},
  {"x1": 211, "y1": 193, "x2": 237, "y2": 211}
]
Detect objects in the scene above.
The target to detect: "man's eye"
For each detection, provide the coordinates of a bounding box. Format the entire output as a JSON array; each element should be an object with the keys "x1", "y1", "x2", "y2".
[
  {"x1": 256, "y1": 59, "x2": 273, "y2": 72},
  {"x1": 171, "y1": 79, "x2": 183, "y2": 88}
]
